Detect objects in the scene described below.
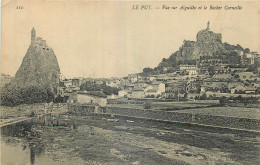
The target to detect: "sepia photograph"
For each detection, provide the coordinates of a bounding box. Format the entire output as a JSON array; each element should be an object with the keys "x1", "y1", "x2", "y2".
[{"x1": 1, "y1": 0, "x2": 260, "y2": 164}]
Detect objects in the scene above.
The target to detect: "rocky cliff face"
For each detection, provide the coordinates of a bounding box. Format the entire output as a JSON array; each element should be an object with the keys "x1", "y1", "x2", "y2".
[
  {"x1": 14, "y1": 45, "x2": 60, "y2": 89},
  {"x1": 175, "y1": 29, "x2": 224, "y2": 61},
  {"x1": 1, "y1": 29, "x2": 61, "y2": 106}
]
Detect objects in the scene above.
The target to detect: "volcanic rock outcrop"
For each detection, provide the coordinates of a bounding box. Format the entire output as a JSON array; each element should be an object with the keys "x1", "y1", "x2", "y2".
[{"x1": 1, "y1": 28, "x2": 60, "y2": 106}]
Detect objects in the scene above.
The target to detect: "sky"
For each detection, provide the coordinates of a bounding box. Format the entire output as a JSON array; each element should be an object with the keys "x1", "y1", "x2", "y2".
[{"x1": 1, "y1": 1, "x2": 260, "y2": 78}]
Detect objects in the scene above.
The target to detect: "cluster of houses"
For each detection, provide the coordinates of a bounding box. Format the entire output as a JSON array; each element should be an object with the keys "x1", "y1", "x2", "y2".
[
  {"x1": 56, "y1": 49, "x2": 260, "y2": 107},
  {"x1": 58, "y1": 68, "x2": 259, "y2": 108}
]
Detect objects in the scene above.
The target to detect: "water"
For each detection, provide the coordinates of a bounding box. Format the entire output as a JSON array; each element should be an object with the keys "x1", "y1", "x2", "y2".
[
  {"x1": 1, "y1": 115, "x2": 78, "y2": 165},
  {"x1": 2, "y1": 114, "x2": 260, "y2": 164}
]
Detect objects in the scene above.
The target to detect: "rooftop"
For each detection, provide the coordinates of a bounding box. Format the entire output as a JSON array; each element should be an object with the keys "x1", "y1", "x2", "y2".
[{"x1": 78, "y1": 91, "x2": 107, "y2": 98}]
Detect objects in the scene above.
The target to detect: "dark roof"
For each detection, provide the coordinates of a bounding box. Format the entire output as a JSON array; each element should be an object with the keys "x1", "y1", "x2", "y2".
[{"x1": 78, "y1": 91, "x2": 107, "y2": 98}]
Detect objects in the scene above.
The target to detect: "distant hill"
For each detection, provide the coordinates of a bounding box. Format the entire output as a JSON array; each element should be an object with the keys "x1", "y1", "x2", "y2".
[
  {"x1": 1, "y1": 28, "x2": 60, "y2": 106},
  {"x1": 142, "y1": 22, "x2": 246, "y2": 75}
]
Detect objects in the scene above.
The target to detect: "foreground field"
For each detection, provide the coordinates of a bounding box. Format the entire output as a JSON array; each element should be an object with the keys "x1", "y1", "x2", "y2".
[{"x1": 1, "y1": 115, "x2": 260, "y2": 165}]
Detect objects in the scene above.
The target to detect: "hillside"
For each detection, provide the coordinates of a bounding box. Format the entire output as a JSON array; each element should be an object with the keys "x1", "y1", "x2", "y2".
[{"x1": 142, "y1": 22, "x2": 245, "y2": 75}]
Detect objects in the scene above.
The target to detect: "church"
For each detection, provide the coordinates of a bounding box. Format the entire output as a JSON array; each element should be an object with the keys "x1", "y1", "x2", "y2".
[{"x1": 31, "y1": 27, "x2": 48, "y2": 48}]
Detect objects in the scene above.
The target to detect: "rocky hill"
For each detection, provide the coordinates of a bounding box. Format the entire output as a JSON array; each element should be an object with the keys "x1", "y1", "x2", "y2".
[
  {"x1": 143, "y1": 22, "x2": 245, "y2": 75},
  {"x1": 14, "y1": 44, "x2": 60, "y2": 88},
  {"x1": 1, "y1": 28, "x2": 60, "y2": 106}
]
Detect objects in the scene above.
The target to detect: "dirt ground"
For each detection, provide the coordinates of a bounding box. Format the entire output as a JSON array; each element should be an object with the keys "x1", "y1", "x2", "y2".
[{"x1": 2, "y1": 114, "x2": 259, "y2": 165}]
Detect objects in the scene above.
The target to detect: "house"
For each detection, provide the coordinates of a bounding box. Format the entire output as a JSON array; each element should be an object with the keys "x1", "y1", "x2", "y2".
[
  {"x1": 228, "y1": 82, "x2": 243, "y2": 90},
  {"x1": 134, "y1": 82, "x2": 148, "y2": 88},
  {"x1": 148, "y1": 76, "x2": 156, "y2": 81},
  {"x1": 229, "y1": 67, "x2": 247, "y2": 72},
  {"x1": 200, "y1": 85, "x2": 207, "y2": 93},
  {"x1": 61, "y1": 79, "x2": 72, "y2": 87},
  {"x1": 128, "y1": 74, "x2": 138, "y2": 83},
  {"x1": 231, "y1": 85, "x2": 257, "y2": 94},
  {"x1": 67, "y1": 91, "x2": 107, "y2": 107},
  {"x1": 118, "y1": 79, "x2": 130, "y2": 89},
  {"x1": 179, "y1": 65, "x2": 198, "y2": 77},
  {"x1": 124, "y1": 85, "x2": 134, "y2": 92},
  {"x1": 213, "y1": 74, "x2": 232, "y2": 81},
  {"x1": 179, "y1": 65, "x2": 197, "y2": 70},
  {"x1": 72, "y1": 78, "x2": 81, "y2": 87},
  {"x1": 118, "y1": 90, "x2": 128, "y2": 97},
  {"x1": 201, "y1": 80, "x2": 229, "y2": 93},
  {"x1": 145, "y1": 81, "x2": 165, "y2": 97},
  {"x1": 244, "y1": 87, "x2": 257, "y2": 94},
  {"x1": 231, "y1": 84, "x2": 245, "y2": 94},
  {"x1": 235, "y1": 72, "x2": 256, "y2": 81},
  {"x1": 213, "y1": 66, "x2": 226, "y2": 73},
  {"x1": 130, "y1": 87, "x2": 145, "y2": 98},
  {"x1": 58, "y1": 73, "x2": 65, "y2": 81},
  {"x1": 236, "y1": 50, "x2": 244, "y2": 57},
  {"x1": 165, "y1": 81, "x2": 186, "y2": 99},
  {"x1": 107, "y1": 94, "x2": 118, "y2": 99}
]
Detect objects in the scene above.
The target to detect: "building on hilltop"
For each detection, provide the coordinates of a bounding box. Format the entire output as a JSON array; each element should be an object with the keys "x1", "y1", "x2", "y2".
[
  {"x1": 31, "y1": 27, "x2": 48, "y2": 48},
  {"x1": 196, "y1": 21, "x2": 222, "y2": 43}
]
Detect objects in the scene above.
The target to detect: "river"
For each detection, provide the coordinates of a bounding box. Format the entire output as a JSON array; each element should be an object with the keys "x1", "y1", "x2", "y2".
[{"x1": 1, "y1": 114, "x2": 260, "y2": 164}]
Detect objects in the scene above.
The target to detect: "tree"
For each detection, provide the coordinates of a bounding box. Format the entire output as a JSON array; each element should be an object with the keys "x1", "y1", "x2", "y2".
[
  {"x1": 219, "y1": 96, "x2": 228, "y2": 106},
  {"x1": 234, "y1": 74, "x2": 239, "y2": 79},
  {"x1": 162, "y1": 58, "x2": 167, "y2": 62},
  {"x1": 200, "y1": 93, "x2": 207, "y2": 100},
  {"x1": 208, "y1": 66, "x2": 215, "y2": 77},
  {"x1": 143, "y1": 101, "x2": 152, "y2": 109},
  {"x1": 80, "y1": 82, "x2": 119, "y2": 95},
  {"x1": 244, "y1": 48, "x2": 250, "y2": 53},
  {"x1": 0, "y1": 84, "x2": 55, "y2": 106},
  {"x1": 256, "y1": 87, "x2": 260, "y2": 94},
  {"x1": 142, "y1": 67, "x2": 154, "y2": 76}
]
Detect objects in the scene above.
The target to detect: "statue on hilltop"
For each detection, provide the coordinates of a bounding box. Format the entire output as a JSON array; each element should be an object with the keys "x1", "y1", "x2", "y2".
[{"x1": 207, "y1": 21, "x2": 210, "y2": 31}]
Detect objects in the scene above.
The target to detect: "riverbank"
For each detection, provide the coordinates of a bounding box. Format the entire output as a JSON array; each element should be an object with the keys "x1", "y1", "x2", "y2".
[
  {"x1": 0, "y1": 103, "x2": 68, "y2": 126},
  {"x1": 105, "y1": 105, "x2": 260, "y2": 131},
  {"x1": 2, "y1": 115, "x2": 259, "y2": 164},
  {"x1": 0, "y1": 117, "x2": 32, "y2": 127}
]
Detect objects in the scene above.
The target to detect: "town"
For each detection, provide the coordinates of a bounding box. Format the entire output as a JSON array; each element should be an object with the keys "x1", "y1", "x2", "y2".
[
  {"x1": 48, "y1": 22, "x2": 260, "y2": 108},
  {"x1": 1, "y1": 21, "x2": 260, "y2": 165}
]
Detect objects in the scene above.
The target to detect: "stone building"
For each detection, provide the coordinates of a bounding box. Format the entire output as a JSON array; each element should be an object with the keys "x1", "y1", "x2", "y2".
[
  {"x1": 31, "y1": 27, "x2": 48, "y2": 48},
  {"x1": 67, "y1": 91, "x2": 107, "y2": 107}
]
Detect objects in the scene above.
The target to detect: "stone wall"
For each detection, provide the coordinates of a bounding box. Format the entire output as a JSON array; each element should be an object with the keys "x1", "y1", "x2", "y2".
[
  {"x1": 106, "y1": 107, "x2": 260, "y2": 130},
  {"x1": 0, "y1": 103, "x2": 68, "y2": 119}
]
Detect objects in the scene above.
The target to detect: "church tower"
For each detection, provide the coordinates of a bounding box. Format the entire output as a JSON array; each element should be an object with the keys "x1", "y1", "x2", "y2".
[{"x1": 31, "y1": 27, "x2": 36, "y2": 45}]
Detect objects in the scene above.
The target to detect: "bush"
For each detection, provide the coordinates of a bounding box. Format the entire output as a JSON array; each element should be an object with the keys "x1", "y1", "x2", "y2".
[
  {"x1": 29, "y1": 111, "x2": 36, "y2": 117},
  {"x1": 219, "y1": 96, "x2": 228, "y2": 106},
  {"x1": 143, "y1": 101, "x2": 151, "y2": 109},
  {"x1": 1, "y1": 84, "x2": 55, "y2": 106},
  {"x1": 200, "y1": 93, "x2": 207, "y2": 100}
]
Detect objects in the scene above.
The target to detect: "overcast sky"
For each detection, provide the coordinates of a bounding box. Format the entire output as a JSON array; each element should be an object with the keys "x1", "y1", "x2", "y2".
[{"x1": 1, "y1": 1, "x2": 260, "y2": 78}]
